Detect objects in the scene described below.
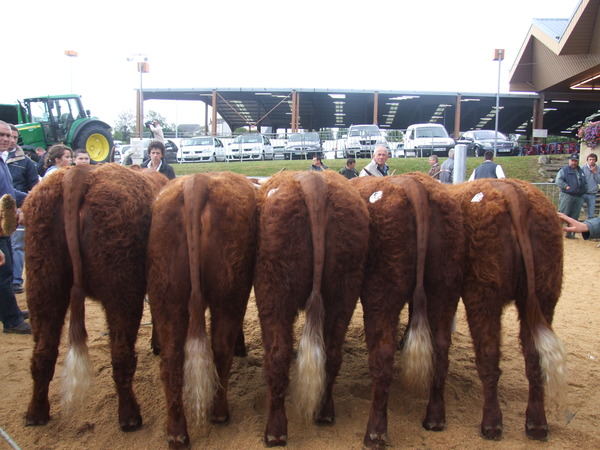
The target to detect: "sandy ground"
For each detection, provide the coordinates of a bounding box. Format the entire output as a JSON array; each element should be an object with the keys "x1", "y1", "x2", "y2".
[{"x1": 1, "y1": 237, "x2": 599, "y2": 450}]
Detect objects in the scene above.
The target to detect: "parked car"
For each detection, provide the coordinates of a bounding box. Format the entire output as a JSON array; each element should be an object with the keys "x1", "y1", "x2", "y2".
[
  {"x1": 226, "y1": 133, "x2": 274, "y2": 161},
  {"x1": 283, "y1": 132, "x2": 323, "y2": 160},
  {"x1": 179, "y1": 136, "x2": 226, "y2": 162},
  {"x1": 458, "y1": 130, "x2": 519, "y2": 156},
  {"x1": 344, "y1": 124, "x2": 389, "y2": 158},
  {"x1": 403, "y1": 123, "x2": 455, "y2": 157}
]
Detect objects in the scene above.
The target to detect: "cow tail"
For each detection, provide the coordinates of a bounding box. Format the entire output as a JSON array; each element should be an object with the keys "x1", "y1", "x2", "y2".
[
  {"x1": 393, "y1": 177, "x2": 434, "y2": 389},
  {"x1": 182, "y1": 174, "x2": 220, "y2": 423},
  {"x1": 494, "y1": 181, "x2": 567, "y2": 407},
  {"x1": 293, "y1": 172, "x2": 327, "y2": 422},
  {"x1": 61, "y1": 166, "x2": 95, "y2": 412}
]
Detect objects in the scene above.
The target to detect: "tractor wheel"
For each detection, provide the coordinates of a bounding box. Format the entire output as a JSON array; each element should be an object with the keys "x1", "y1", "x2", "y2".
[{"x1": 73, "y1": 124, "x2": 113, "y2": 163}]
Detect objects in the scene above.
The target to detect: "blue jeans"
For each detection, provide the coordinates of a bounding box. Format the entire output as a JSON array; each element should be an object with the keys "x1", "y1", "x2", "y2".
[
  {"x1": 10, "y1": 225, "x2": 24, "y2": 286},
  {"x1": 582, "y1": 193, "x2": 597, "y2": 220},
  {"x1": 0, "y1": 236, "x2": 24, "y2": 328}
]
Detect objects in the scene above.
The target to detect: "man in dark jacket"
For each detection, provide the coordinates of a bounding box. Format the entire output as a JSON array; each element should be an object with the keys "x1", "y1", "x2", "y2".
[
  {"x1": 556, "y1": 154, "x2": 586, "y2": 239},
  {"x1": 339, "y1": 158, "x2": 358, "y2": 179},
  {"x1": 7, "y1": 124, "x2": 39, "y2": 293}
]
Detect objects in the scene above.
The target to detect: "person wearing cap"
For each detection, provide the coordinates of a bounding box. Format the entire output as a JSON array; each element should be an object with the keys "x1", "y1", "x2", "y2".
[{"x1": 555, "y1": 154, "x2": 586, "y2": 239}]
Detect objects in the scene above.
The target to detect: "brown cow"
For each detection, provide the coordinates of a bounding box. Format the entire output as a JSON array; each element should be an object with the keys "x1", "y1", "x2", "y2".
[
  {"x1": 254, "y1": 170, "x2": 369, "y2": 446},
  {"x1": 147, "y1": 172, "x2": 257, "y2": 449},
  {"x1": 23, "y1": 163, "x2": 168, "y2": 431},
  {"x1": 353, "y1": 173, "x2": 465, "y2": 448},
  {"x1": 452, "y1": 178, "x2": 566, "y2": 440}
]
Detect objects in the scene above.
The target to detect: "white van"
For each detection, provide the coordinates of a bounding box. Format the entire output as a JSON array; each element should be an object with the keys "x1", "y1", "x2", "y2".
[{"x1": 403, "y1": 124, "x2": 455, "y2": 157}]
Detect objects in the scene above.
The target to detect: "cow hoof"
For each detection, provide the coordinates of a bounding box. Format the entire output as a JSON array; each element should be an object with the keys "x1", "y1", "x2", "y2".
[
  {"x1": 167, "y1": 433, "x2": 190, "y2": 449},
  {"x1": 526, "y1": 422, "x2": 548, "y2": 441},
  {"x1": 422, "y1": 418, "x2": 446, "y2": 431},
  {"x1": 315, "y1": 415, "x2": 335, "y2": 426},
  {"x1": 481, "y1": 424, "x2": 503, "y2": 440},
  {"x1": 210, "y1": 413, "x2": 230, "y2": 425},
  {"x1": 25, "y1": 415, "x2": 50, "y2": 427},
  {"x1": 363, "y1": 432, "x2": 388, "y2": 449},
  {"x1": 120, "y1": 415, "x2": 143, "y2": 432},
  {"x1": 265, "y1": 434, "x2": 287, "y2": 447}
]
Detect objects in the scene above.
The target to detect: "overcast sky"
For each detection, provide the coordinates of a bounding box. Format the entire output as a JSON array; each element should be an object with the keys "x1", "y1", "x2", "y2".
[{"x1": 3, "y1": 0, "x2": 578, "y2": 127}]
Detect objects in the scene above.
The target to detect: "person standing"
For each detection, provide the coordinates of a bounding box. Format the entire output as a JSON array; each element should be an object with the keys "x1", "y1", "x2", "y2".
[
  {"x1": 141, "y1": 141, "x2": 176, "y2": 179},
  {"x1": 0, "y1": 120, "x2": 29, "y2": 334},
  {"x1": 468, "y1": 150, "x2": 506, "y2": 181},
  {"x1": 427, "y1": 154, "x2": 441, "y2": 179},
  {"x1": 339, "y1": 158, "x2": 359, "y2": 179},
  {"x1": 556, "y1": 153, "x2": 586, "y2": 239},
  {"x1": 309, "y1": 156, "x2": 328, "y2": 171},
  {"x1": 360, "y1": 145, "x2": 389, "y2": 177},
  {"x1": 581, "y1": 153, "x2": 600, "y2": 219},
  {"x1": 439, "y1": 148, "x2": 455, "y2": 184},
  {"x1": 6, "y1": 124, "x2": 38, "y2": 294},
  {"x1": 147, "y1": 120, "x2": 165, "y2": 144}
]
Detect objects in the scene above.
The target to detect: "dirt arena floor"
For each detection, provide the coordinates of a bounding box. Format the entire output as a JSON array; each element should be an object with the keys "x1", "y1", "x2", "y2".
[{"x1": 1, "y1": 237, "x2": 599, "y2": 449}]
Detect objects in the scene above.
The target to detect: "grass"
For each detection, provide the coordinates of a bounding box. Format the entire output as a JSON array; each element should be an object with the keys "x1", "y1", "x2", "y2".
[{"x1": 172, "y1": 155, "x2": 560, "y2": 183}]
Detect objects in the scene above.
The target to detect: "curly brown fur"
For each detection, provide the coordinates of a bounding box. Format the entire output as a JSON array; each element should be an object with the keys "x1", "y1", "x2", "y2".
[
  {"x1": 254, "y1": 171, "x2": 369, "y2": 446},
  {"x1": 23, "y1": 164, "x2": 168, "y2": 431},
  {"x1": 147, "y1": 172, "x2": 257, "y2": 447},
  {"x1": 451, "y1": 178, "x2": 565, "y2": 441}
]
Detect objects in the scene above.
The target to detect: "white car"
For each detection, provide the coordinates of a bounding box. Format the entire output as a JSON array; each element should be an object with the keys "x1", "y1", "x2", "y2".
[
  {"x1": 179, "y1": 136, "x2": 226, "y2": 162},
  {"x1": 344, "y1": 124, "x2": 389, "y2": 158},
  {"x1": 226, "y1": 133, "x2": 274, "y2": 161},
  {"x1": 403, "y1": 123, "x2": 455, "y2": 157}
]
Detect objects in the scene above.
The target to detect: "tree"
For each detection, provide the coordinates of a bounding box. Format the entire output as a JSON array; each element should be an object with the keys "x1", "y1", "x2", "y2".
[{"x1": 113, "y1": 110, "x2": 135, "y2": 142}]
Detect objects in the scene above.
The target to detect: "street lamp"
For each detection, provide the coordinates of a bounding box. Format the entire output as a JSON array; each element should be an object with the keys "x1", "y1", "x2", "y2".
[
  {"x1": 64, "y1": 50, "x2": 78, "y2": 94},
  {"x1": 493, "y1": 49, "x2": 504, "y2": 157},
  {"x1": 127, "y1": 54, "x2": 149, "y2": 138}
]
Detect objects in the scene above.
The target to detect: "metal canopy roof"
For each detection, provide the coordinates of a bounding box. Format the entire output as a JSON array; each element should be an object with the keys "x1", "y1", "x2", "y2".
[{"x1": 141, "y1": 87, "x2": 600, "y2": 137}]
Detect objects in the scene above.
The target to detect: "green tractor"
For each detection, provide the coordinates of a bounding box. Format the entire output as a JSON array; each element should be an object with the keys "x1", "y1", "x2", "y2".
[{"x1": 3, "y1": 95, "x2": 114, "y2": 163}]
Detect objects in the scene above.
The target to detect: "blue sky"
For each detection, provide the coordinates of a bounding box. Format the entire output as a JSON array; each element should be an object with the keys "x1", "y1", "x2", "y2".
[{"x1": 3, "y1": 0, "x2": 578, "y2": 127}]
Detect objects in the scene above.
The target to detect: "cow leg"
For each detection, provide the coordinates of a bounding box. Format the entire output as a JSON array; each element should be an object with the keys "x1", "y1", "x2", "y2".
[
  {"x1": 518, "y1": 311, "x2": 548, "y2": 440},
  {"x1": 105, "y1": 300, "x2": 143, "y2": 432},
  {"x1": 209, "y1": 307, "x2": 245, "y2": 424},
  {"x1": 463, "y1": 294, "x2": 503, "y2": 440},
  {"x1": 316, "y1": 303, "x2": 355, "y2": 425},
  {"x1": 261, "y1": 318, "x2": 294, "y2": 447},
  {"x1": 361, "y1": 298, "x2": 402, "y2": 448},
  {"x1": 234, "y1": 327, "x2": 247, "y2": 358},
  {"x1": 423, "y1": 300, "x2": 457, "y2": 431},
  {"x1": 25, "y1": 304, "x2": 68, "y2": 426},
  {"x1": 157, "y1": 314, "x2": 190, "y2": 448}
]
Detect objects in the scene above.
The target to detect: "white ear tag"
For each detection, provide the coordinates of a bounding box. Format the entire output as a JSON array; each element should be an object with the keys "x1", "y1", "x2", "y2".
[
  {"x1": 471, "y1": 192, "x2": 484, "y2": 203},
  {"x1": 369, "y1": 191, "x2": 383, "y2": 203}
]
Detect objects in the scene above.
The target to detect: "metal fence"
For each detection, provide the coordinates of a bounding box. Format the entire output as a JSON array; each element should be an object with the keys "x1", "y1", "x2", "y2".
[{"x1": 532, "y1": 182, "x2": 559, "y2": 209}]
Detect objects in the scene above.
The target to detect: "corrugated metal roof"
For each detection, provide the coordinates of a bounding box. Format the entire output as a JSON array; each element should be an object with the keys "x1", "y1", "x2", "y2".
[{"x1": 532, "y1": 18, "x2": 570, "y2": 41}]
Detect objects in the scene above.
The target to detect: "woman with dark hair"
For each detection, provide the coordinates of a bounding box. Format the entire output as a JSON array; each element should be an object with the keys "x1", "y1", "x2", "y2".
[
  {"x1": 141, "y1": 141, "x2": 175, "y2": 179},
  {"x1": 43, "y1": 144, "x2": 73, "y2": 178}
]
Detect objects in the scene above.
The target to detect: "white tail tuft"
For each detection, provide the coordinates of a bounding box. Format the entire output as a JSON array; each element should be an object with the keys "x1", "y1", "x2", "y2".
[
  {"x1": 401, "y1": 314, "x2": 434, "y2": 391},
  {"x1": 293, "y1": 311, "x2": 326, "y2": 422},
  {"x1": 184, "y1": 337, "x2": 219, "y2": 424},
  {"x1": 61, "y1": 342, "x2": 94, "y2": 413},
  {"x1": 532, "y1": 324, "x2": 568, "y2": 409}
]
